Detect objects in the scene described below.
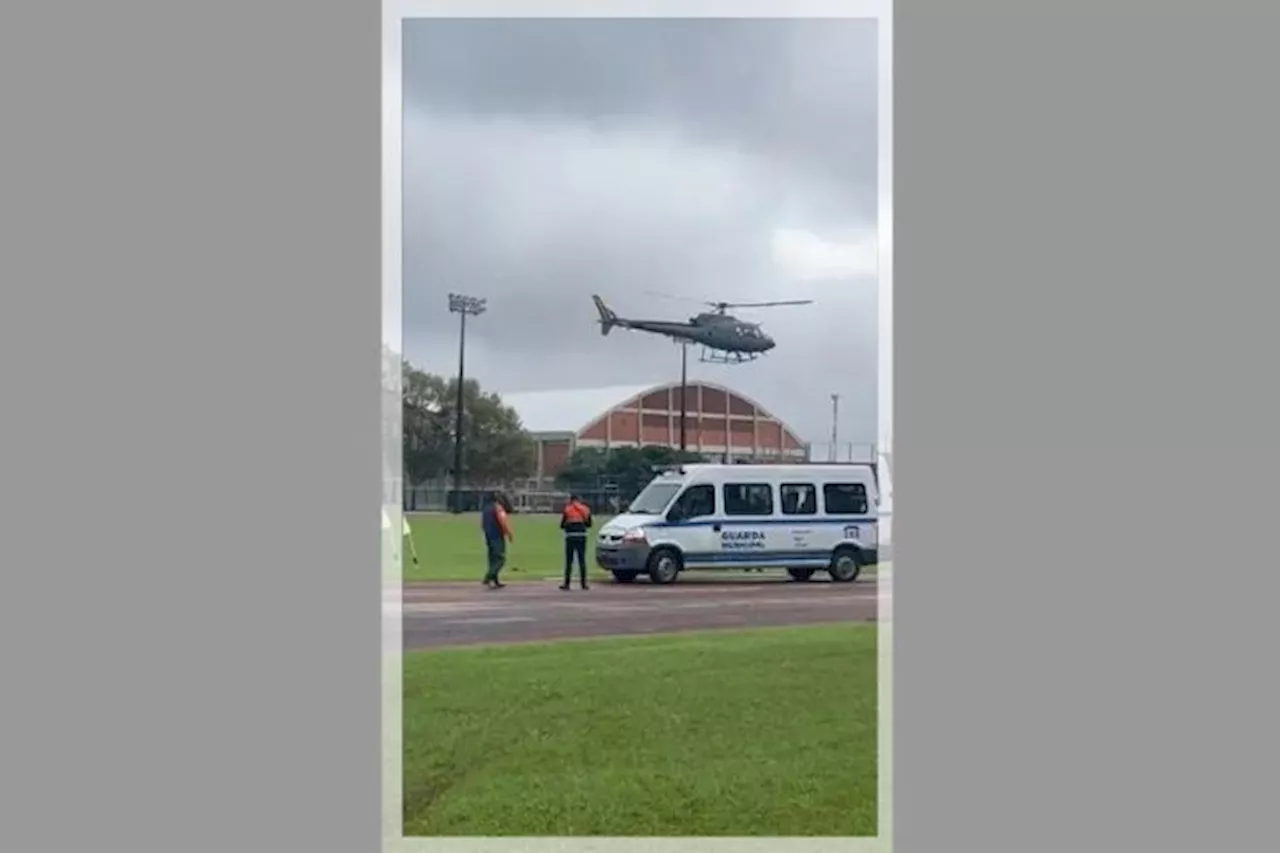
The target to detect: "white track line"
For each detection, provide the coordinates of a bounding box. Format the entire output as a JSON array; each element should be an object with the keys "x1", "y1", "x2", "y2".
[
  {"x1": 390, "y1": 598, "x2": 883, "y2": 618},
  {"x1": 442, "y1": 616, "x2": 537, "y2": 625},
  {"x1": 398, "y1": 584, "x2": 876, "y2": 598},
  {"x1": 398, "y1": 602, "x2": 508, "y2": 615}
]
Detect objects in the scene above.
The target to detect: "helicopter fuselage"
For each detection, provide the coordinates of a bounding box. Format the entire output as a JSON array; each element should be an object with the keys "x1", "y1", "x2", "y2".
[
  {"x1": 611, "y1": 315, "x2": 775, "y2": 353},
  {"x1": 591, "y1": 294, "x2": 784, "y2": 357}
]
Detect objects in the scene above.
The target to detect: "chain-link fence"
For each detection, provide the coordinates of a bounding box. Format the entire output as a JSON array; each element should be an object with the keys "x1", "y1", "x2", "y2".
[
  {"x1": 403, "y1": 480, "x2": 635, "y2": 515},
  {"x1": 403, "y1": 485, "x2": 565, "y2": 514},
  {"x1": 403, "y1": 444, "x2": 882, "y2": 514}
]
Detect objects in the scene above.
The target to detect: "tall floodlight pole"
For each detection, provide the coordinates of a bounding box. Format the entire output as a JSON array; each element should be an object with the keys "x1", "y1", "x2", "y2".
[
  {"x1": 830, "y1": 393, "x2": 840, "y2": 462},
  {"x1": 448, "y1": 292, "x2": 487, "y2": 511}
]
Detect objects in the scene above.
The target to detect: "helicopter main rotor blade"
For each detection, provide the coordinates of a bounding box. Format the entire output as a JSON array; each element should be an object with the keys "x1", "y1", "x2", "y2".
[
  {"x1": 711, "y1": 299, "x2": 815, "y2": 309},
  {"x1": 643, "y1": 289, "x2": 708, "y2": 305}
]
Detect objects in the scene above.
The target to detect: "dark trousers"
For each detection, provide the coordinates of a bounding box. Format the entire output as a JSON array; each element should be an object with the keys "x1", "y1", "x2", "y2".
[
  {"x1": 563, "y1": 536, "x2": 587, "y2": 586},
  {"x1": 484, "y1": 540, "x2": 506, "y2": 582}
]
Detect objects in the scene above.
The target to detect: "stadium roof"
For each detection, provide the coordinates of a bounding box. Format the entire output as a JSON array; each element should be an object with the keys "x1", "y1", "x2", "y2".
[
  {"x1": 501, "y1": 384, "x2": 654, "y2": 434},
  {"x1": 500, "y1": 381, "x2": 793, "y2": 436}
]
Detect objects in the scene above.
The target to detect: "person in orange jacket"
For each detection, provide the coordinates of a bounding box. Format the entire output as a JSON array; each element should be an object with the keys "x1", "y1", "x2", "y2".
[
  {"x1": 480, "y1": 491, "x2": 514, "y2": 589},
  {"x1": 559, "y1": 493, "x2": 593, "y2": 591}
]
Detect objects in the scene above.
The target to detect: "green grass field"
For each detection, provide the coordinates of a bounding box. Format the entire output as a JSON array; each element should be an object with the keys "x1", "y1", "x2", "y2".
[
  {"x1": 401, "y1": 512, "x2": 616, "y2": 583},
  {"x1": 402, "y1": 623, "x2": 878, "y2": 837},
  {"x1": 401, "y1": 512, "x2": 877, "y2": 583}
]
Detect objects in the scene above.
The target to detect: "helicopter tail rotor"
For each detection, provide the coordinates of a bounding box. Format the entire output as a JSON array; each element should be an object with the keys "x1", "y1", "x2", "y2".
[{"x1": 591, "y1": 294, "x2": 619, "y2": 336}]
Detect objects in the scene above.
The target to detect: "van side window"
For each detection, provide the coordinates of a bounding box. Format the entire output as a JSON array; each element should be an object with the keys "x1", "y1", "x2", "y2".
[
  {"x1": 780, "y1": 483, "x2": 817, "y2": 515},
  {"x1": 669, "y1": 484, "x2": 716, "y2": 522},
  {"x1": 823, "y1": 483, "x2": 869, "y2": 515},
  {"x1": 723, "y1": 483, "x2": 774, "y2": 516}
]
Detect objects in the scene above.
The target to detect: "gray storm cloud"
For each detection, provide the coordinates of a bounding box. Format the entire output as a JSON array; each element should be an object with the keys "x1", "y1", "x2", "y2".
[{"x1": 401, "y1": 17, "x2": 879, "y2": 448}]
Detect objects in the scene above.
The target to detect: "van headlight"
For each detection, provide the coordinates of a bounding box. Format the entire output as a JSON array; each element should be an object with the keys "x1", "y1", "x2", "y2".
[{"x1": 621, "y1": 527, "x2": 648, "y2": 544}]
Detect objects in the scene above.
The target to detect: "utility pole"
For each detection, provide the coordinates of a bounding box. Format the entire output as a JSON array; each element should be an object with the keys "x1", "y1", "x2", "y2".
[
  {"x1": 448, "y1": 292, "x2": 487, "y2": 512},
  {"x1": 830, "y1": 393, "x2": 840, "y2": 462},
  {"x1": 678, "y1": 341, "x2": 689, "y2": 453}
]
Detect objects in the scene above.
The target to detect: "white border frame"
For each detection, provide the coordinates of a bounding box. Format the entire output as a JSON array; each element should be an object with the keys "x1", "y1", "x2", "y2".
[{"x1": 382, "y1": 3, "x2": 893, "y2": 851}]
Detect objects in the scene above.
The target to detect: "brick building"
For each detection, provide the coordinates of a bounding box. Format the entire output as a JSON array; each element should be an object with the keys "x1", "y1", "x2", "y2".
[{"x1": 501, "y1": 381, "x2": 810, "y2": 490}]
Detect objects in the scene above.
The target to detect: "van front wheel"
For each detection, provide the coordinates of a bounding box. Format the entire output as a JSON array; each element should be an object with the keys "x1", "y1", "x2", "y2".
[
  {"x1": 828, "y1": 547, "x2": 863, "y2": 583},
  {"x1": 647, "y1": 548, "x2": 682, "y2": 585},
  {"x1": 787, "y1": 567, "x2": 816, "y2": 582}
]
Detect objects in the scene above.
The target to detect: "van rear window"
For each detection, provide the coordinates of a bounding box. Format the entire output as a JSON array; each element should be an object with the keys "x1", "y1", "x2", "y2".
[{"x1": 823, "y1": 483, "x2": 869, "y2": 515}]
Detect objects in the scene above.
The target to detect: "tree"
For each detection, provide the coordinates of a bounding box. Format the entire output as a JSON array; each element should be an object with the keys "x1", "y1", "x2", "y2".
[
  {"x1": 554, "y1": 446, "x2": 609, "y2": 490},
  {"x1": 605, "y1": 445, "x2": 704, "y2": 497},
  {"x1": 556, "y1": 444, "x2": 703, "y2": 496},
  {"x1": 463, "y1": 387, "x2": 537, "y2": 484},
  {"x1": 401, "y1": 361, "x2": 536, "y2": 487},
  {"x1": 402, "y1": 362, "x2": 452, "y2": 487}
]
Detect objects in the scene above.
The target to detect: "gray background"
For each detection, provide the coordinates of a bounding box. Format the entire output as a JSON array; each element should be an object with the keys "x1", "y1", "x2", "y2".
[{"x1": 1, "y1": 2, "x2": 1276, "y2": 852}]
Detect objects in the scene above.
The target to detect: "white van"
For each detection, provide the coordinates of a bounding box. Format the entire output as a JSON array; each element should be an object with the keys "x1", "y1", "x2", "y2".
[{"x1": 594, "y1": 463, "x2": 879, "y2": 585}]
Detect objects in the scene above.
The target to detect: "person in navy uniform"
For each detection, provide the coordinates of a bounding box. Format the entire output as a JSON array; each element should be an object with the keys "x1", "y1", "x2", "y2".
[
  {"x1": 559, "y1": 493, "x2": 593, "y2": 590},
  {"x1": 479, "y1": 491, "x2": 514, "y2": 589}
]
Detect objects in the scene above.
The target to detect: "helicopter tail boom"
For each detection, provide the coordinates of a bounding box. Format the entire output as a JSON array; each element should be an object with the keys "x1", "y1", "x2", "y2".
[{"x1": 591, "y1": 294, "x2": 620, "y2": 336}]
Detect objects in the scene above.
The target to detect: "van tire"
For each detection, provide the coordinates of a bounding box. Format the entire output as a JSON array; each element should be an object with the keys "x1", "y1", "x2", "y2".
[
  {"x1": 787, "y1": 567, "x2": 816, "y2": 582},
  {"x1": 611, "y1": 570, "x2": 638, "y2": 583},
  {"x1": 828, "y1": 546, "x2": 863, "y2": 583},
  {"x1": 646, "y1": 548, "x2": 682, "y2": 585}
]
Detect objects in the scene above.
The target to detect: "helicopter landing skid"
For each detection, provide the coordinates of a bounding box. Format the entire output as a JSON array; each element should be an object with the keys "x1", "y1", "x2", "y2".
[{"x1": 699, "y1": 347, "x2": 759, "y2": 365}]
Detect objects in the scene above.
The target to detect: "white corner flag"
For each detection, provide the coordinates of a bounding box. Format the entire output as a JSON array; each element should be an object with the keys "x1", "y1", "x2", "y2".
[{"x1": 403, "y1": 513, "x2": 419, "y2": 565}]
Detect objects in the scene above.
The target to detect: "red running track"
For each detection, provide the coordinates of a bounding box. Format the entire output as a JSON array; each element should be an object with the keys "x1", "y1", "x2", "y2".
[{"x1": 389, "y1": 576, "x2": 880, "y2": 650}]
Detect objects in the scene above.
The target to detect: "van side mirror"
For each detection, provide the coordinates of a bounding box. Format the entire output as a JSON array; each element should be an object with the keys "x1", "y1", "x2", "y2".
[{"x1": 666, "y1": 505, "x2": 685, "y2": 523}]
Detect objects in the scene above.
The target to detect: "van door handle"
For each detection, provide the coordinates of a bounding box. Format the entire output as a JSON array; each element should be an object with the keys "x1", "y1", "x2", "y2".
[{"x1": 712, "y1": 524, "x2": 722, "y2": 532}]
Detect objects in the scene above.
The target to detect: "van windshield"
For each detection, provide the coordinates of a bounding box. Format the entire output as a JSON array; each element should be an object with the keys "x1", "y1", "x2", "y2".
[{"x1": 627, "y1": 481, "x2": 683, "y2": 515}]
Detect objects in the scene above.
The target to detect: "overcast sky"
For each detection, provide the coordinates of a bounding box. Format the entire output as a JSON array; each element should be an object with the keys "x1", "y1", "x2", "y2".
[{"x1": 402, "y1": 17, "x2": 879, "y2": 450}]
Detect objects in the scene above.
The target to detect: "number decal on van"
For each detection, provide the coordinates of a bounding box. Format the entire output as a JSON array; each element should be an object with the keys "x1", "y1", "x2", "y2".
[{"x1": 843, "y1": 525, "x2": 860, "y2": 540}]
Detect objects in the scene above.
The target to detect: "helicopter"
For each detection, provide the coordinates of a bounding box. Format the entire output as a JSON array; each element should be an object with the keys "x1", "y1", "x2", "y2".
[{"x1": 591, "y1": 293, "x2": 813, "y2": 364}]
